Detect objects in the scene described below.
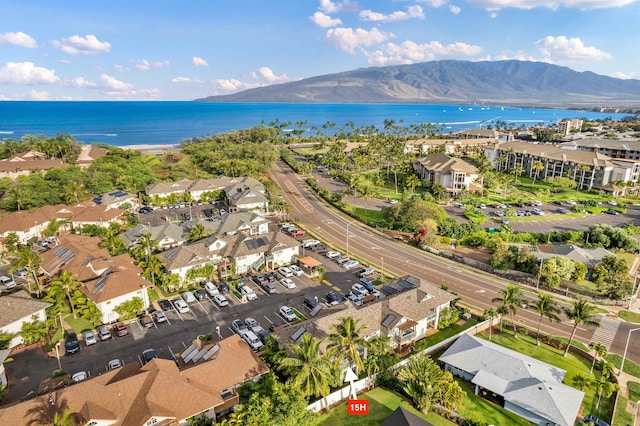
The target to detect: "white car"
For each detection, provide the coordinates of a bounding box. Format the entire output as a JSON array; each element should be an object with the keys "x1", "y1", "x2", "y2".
[
  {"x1": 347, "y1": 293, "x2": 363, "y2": 306},
  {"x1": 302, "y1": 239, "x2": 320, "y2": 248},
  {"x1": 181, "y1": 291, "x2": 197, "y2": 304},
  {"x1": 244, "y1": 317, "x2": 264, "y2": 334},
  {"x1": 214, "y1": 294, "x2": 229, "y2": 307},
  {"x1": 280, "y1": 278, "x2": 296, "y2": 289},
  {"x1": 107, "y1": 359, "x2": 123, "y2": 370},
  {"x1": 608, "y1": 200, "x2": 618, "y2": 206},
  {"x1": 351, "y1": 283, "x2": 369, "y2": 295},
  {"x1": 278, "y1": 267, "x2": 293, "y2": 278},
  {"x1": 173, "y1": 299, "x2": 190, "y2": 314},
  {"x1": 342, "y1": 260, "x2": 360, "y2": 270},
  {"x1": 204, "y1": 281, "x2": 219, "y2": 297},
  {"x1": 279, "y1": 306, "x2": 297, "y2": 322},
  {"x1": 152, "y1": 311, "x2": 167, "y2": 323},
  {"x1": 72, "y1": 371, "x2": 88, "y2": 382},
  {"x1": 289, "y1": 265, "x2": 304, "y2": 276},
  {"x1": 0, "y1": 275, "x2": 16, "y2": 289},
  {"x1": 83, "y1": 330, "x2": 97, "y2": 346},
  {"x1": 239, "y1": 284, "x2": 258, "y2": 300},
  {"x1": 325, "y1": 251, "x2": 340, "y2": 259},
  {"x1": 14, "y1": 268, "x2": 28, "y2": 278}
]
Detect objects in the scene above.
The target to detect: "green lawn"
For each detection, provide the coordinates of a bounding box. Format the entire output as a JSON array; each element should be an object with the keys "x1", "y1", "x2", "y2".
[
  {"x1": 347, "y1": 206, "x2": 385, "y2": 225},
  {"x1": 628, "y1": 381, "x2": 640, "y2": 402},
  {"x1": 417, "y1": 319, "x2": 479, "y2": 350},
  {"x1": 613, "y1": 396, "x2": 634, "y2": 426},
  {"x1": 63, "y1": 315, "x2": 96, "y2": 334},
  {"x1": 456, "y1": 380, "x2": 531, "y2": 426},
  {"x1": 608, "y1": 353, "x2": 640, "y2": 378},
  {"x1": 313, "y1": 387, "x2": 456, "y2": 426},
  {"x1": 147, "y1": 286, "x2": 160, "y2": 302},
  {"x1": 618, "y1": 310, "x2": 640, "y2": 324},
  {"x1": 478, "y1": 331, "x2": 615, "y2": 422}
]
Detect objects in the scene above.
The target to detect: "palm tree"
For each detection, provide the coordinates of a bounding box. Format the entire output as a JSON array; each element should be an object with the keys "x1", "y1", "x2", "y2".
[
  {"x1": 563, "y1": 300, "x2": 601, "y2": 357},
  {"x1": 496, "y1": 154, "x2": 508, "y2": 172},
  {"x1": 10, "y1": 246, "x2": 42, "y2": 296},
  {"x1": 531, "y1": 160, "x2": 544, "y2": 185},
  {"x1": 589, "y1": 342, "x2": 608, "y2": 374},
  {"x1": 496, "y1": 304, "x2": 509, "y2": 333},
  {"x1": 483, "y1": 308, "x2": 497, "y2": 340},
  {"x1": 594, "y1": 374, "x2": 619, "y2": 409},
  {"x1": 397, "y1": 354, "x2": 452, "y2": 414},
  {"x1": 278, "y1": 334, "x2": 335, "y2": 413},
  {"x1": 531, "y1": 292, "x2": 561, "y2": 346},
  {"x1": 362, "y1": 336, "x2": 393, "y2": 388},
  {"x1": 492, "y1": 285, "x2": 524, "y2": 338},
  {"x1": 571, "y1": 373, "x2": 594, "y2": 391},
  {"x1": 132, "y1": 232, "x2": 158, "y2": 261},
  {"x1": 7, "y1": 186, "x2": 27, "y2": 212},
  {"x1": 139, "y1": 254, "x2": 164, "y2": 287},
  {"x1": 188, "y1": 223, "x2": 207, "y2": 242},
  {"x1": 577, "y1": 164, "x2": 591, "y2": 189},
  {"x1": 405, "y1": 174, "x2": 422, "y2": 195},
  {"x1": 327, "y1": 316, "x2": 368, "y2": 373},
  {"x1": 511, "y1": 164, "x2": 524, "y2": 184},
  {"x1": 49, "y1": 271, "x2": 82, "y2": 319}
]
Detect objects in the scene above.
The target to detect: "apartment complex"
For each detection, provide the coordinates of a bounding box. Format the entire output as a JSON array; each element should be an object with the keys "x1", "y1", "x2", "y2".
[
  {"x1": 413, "y1": 153, "x2": 481, "y2": 194},
  {"x1": 561, "y1": 137, "x2": 640, "y2": 160}
]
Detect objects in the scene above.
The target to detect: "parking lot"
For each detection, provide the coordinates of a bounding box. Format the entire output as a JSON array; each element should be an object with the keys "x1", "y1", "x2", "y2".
[{"x1": 4, "y1": 238, "x2": 382, "y2": 403}]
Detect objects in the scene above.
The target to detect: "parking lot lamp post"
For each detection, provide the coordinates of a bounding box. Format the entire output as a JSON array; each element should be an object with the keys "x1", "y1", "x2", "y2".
[
  {"x1": 620, "y1": 327, "x2": 640, "y2": 376},
  {"x1": 54, "y1": 342, "x2": 61, "y2": 371}
]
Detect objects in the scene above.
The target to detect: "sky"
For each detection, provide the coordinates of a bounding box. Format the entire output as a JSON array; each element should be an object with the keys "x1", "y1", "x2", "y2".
[{"x1": 0, "y1": 0, "x2": 638, "y2": 101}]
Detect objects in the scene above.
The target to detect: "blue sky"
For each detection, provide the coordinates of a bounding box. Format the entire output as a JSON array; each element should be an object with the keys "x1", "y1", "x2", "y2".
[{"x1": 0, "y1": 0, "x2": 638, "y2": 100}]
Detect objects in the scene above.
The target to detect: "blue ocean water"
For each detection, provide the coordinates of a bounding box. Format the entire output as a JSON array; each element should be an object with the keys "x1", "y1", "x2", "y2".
[{"x1": 0, "y1": 101, "x2": 629, "y2": 147}]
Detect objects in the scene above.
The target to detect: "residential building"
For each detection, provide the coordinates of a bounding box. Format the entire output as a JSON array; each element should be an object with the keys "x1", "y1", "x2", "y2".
[
  {"x1": 557, "y1": 119, "x2": 583, "y2": 136},
  {"x1": 208, "y1": 211, "x2": 271, "y2": 236},
  {"x1": 413, "y1": 153, "x2": 481, "y2": 194},
  {"x1": 120, "y1": 222, "x2": 186, "y2": 250},
  {"x1": 485, "y1": 141, "x2": 636, "y2": 190},
  {"x1": 404, "y1": 138, "x2": 496, "y2": 157},
  {"x1": 440, "y1": 334, "x2": 584, "y2": 426},
  {"x1": 146, "y1": 177, "x2": 193, "y2": 199},
  {"x1": 0, "y1": 150, "x2": 68, "y2": 179},
  {"x1": 536, "y1": 244, "x2": 613, "y2": 269},
  {"x1": 39, "y1": 234, "x2": 150, "y2": 324},
  {"x1": 452, "y1": 128, "x2": 502, "y2": 139},
  {"x1": 92, "y1": 190, "x2": 139, "y2": 210},
  {"x1": 560, "y1": 137, "x2": 640, "y2": 161},
  {"x1": 73, "y1": 144, "x2": 108, "y2": 167},
  {"x1": 0, "y1": 290, "x2": 51, "y2": 348},
  {"x1": 222, "y1": 177, "x2": 268, "y2": 213},
  {"x1": 381, "y1": 407, "x2": 433, "y2": 426},
  {"x1": 0, "y1": 334, "x2": 269, "y2": 425},
  {"x1": 273, "y1": 276, "x2": 455, "y2": 353}
]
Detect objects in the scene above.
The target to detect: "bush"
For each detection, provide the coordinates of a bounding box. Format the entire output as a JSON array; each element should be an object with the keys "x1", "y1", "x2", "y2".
[{"x1": 376, "y1": 371, "x2": 404, "y2": 395}]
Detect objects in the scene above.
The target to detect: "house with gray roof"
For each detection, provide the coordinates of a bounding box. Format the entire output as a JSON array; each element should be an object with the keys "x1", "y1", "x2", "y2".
[
  {"x1": 223, "y1": 177, "x2": 268, "y2": 213},
  {"x1": 536, "y1": 244, "x2": 613, "y2": 269},
  {"x1": 208, "y1": 211, "x2": 270, "y2": 236},
  {"x1": 0, "y1": 290, "x2": 52, "y2": 348},
  {"x1": 273, "y1": 275, "x2": 455, "y2": 354},
  {"x1": 120, "y1": 223, "x2": 187, "y2": 250},
  {"x1": 413, "y1": 153, "x2": 481, "y2": 194},
  {"x1": 561, "y1": 137, "x2": 640, "y2": 161},
  {"x1": 439, "y1": 334, "x2": 584, "y2": 426}
]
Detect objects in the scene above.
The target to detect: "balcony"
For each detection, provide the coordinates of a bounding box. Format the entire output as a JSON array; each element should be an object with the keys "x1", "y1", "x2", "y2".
[{"x1": 400, "y1": 330, "x2": 416, "y2": 343}]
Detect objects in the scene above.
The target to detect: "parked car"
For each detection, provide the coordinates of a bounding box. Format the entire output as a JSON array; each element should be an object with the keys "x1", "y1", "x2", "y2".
[
  {"x1": 213, "y1": 294, "x2": 229, "y2": 307},
  {"x1": 351, "y1": 283, "x2": 369, "y2": 295},
  {"x1": 357, "y1": 267, "x2": 375, "y2": 278},
  {"x1": 239, "y1": 283, "x2": 258, "y2": 300},
  {"x1": 241, "y1": 330, "x2": 264, "y2": 351},
  {"x1": 0, "y1": 275, "x2": 16, "y2": 289},
  {"x1": 83, "y1": 330, "x2": 97, "y2": 346},
  {"x1": 290, "y1": 230, "x2": 306, "y2": 237},
  {"x1": 583, "y1": 414, "x2": 609, "y2": 426},
  {"x1": 173, "y1": 299, "x2": 190, "y2": 313},
  {"x1": 181, "y1": 291, "x2": 197, "y2": 304},
  {"x1": 303, "y1": 296, "x2": 318, "y2": 311},
  {"x1": 501, "y1": 218, "x2": 509, "y2": 224},
  {"x1": 325, "y1": 251, "x2": 341, "y2": 259},
  {"x1": 566, "y1": 200, "x2": 577, "y2": 205},
  {"x1": 342, "y1": 260, "x2": 360, "y2": 270},
  {"x1": 158, "y1": 299, "x2": 173, "y2": 311},
  {"x1": 532, "y1": 208, "x2": 545, "y2": 216},
  {"x1": 260, "y1": 282, "x2": 277, "y2": 294},
  {"x1": 309, "y1": 242, "x2": 327, "y2": 251},
  {"x1": 204, "y1": 281, "x2": 219, "y2": 297},
  {"x1": 72, "y1": 371, "x2": 88, "y2": 382},
  {"x1": 359, "y1": 279, "x2": 375, "y2": 293},
  {"x1": 280, "y1": 278, "x2": 296, "y2": 289},
  {"x1": 194, "y1": 289, "x2": 207, "y2": 301},
  {"x1": 141, "y1": 348, "x2": 157, "y2": 365},
  {"x1": 266, "y1": 272, "x2": 278, "y2": 282},
  {"x1": 607, "y1": 200, "x2": 618, "y2": 206},
  {"x1": 335, "y1": 255, "x2": 350, "y2": 264},
  {"x1": 347, "y1": 293, "x2": 363, "y2": 306},
  {"x1": 350, "y1": 289, "x2": 367, "y2": 300},
  {"x1": 232, "y1": 319, "x2": 248, "y2": 335},
  {"x1": 326, "y1": 291, "x2": 342, "y2": 306},
  {"x1": 278, "y1": 267, "x2": 293, "y2": 278},
  {"x1": 279, "y1": 306, "x2": 297, "y2": 322},
  {"x1": 139, "y1": 315, "x2": 154, "y2": 328},
  {"x1": 107, "y1": 359, "x2": 123, "y2": 370},
  {"x1": 556, "y1": 207, "x2": 568, "y2": 214},
  {"x1": 113, "y1": 322, "x2": 128, "y2": 337},
  {"x1": 605, "y1": 209, "x2": 619, "y2": 215},
  {"x1": 97, "y1": 325, "x2": 112, "y2": 340},
  {"x1": 302, "y1": 239, "x2": 320, "y2": 248},
  {"x1": 14, "y1": 267, "x2": 28, "y2": 278},
  {"x1": 268, "y1": 322, "x2": 282, "y2": 332},
  {"x1": 289, "y1": 265, "x2": 304, "y2": 276},
  {"x1": 152, "y1": 310, "x2": 167, "y2": 323},
  {"x1": 217, "y1": 282, "x2": 230, "y2": 293},
  {"x1": 244, "y1": 317, "x2": 264, "y2": 334},
  {"x1": 252, "y1": 274, "x2": 266, "y2": 285},
  {"x1": 65, "y1": 332, "x2": 80, "y2": 354}
]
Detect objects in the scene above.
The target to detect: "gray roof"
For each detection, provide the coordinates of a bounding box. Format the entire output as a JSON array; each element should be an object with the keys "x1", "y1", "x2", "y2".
[
  {"x1": 440, "y1": 334, "x2": 583, "y2": 426},
  {"x1": 120, "y1": 223, "x2": 185, "y2": 248},
  {"x1": 381, "y1": 407, "x2": 433, "y2": 426},
  {"x1": 561, "y1": 137, "x2": 640, "y2": 152},
  {"x1": 0, "y1": 290, "x2": 52, "y2": 328},
  {"x1": 537, "y1": 245, "x2": 613, "y2": 268},
  {"x1": 415, "y1": 153, "x2": 478, "y2": 174},
  {"x1": 208, "y1": 211, "x2": 270, "y2": 236}
]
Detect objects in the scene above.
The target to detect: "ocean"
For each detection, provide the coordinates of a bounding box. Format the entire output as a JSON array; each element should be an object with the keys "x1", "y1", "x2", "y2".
[{"x1": 0, "y1": 101, "x2": 629, "y2": 147}]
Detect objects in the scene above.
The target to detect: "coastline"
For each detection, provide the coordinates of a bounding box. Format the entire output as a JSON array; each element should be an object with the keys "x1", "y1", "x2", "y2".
[{"x1": 124, "y1": 144, "x2": 181, "y2": 154}]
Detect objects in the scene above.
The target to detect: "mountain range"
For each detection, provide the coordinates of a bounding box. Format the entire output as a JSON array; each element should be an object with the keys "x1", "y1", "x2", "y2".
[{"x1": 196, "y1": 60, "x2": 640, "y2": 109}]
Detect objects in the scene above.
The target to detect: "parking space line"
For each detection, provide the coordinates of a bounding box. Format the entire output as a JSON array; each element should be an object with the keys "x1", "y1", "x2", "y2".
[{"x1": 263, "y1": 315, "x2": 273, "y2": 324}]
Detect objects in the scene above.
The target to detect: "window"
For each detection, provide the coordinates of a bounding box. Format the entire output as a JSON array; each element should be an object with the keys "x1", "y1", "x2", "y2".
[{"x1": 147, "y1": 419, "x2": 158, "y2": 426}]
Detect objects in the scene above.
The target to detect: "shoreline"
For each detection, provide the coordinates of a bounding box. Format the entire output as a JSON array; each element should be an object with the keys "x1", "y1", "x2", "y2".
[{"x1": 122, "y1": 144, "x2": 181, "y2": 154}]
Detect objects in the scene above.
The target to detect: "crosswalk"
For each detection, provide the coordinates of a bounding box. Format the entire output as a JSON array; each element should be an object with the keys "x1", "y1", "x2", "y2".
[{"x1": 590, "y1": 315, "x2": 620, "y2": 350}]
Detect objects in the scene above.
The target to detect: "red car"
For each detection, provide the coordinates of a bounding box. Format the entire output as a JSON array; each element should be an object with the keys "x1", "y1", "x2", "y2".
[
  {"x1": 290, "y1": 229, "x2": 306, "y2": 237},
  {"x1": 113, "y1": 322, "x2": 128, "y2": 337}
]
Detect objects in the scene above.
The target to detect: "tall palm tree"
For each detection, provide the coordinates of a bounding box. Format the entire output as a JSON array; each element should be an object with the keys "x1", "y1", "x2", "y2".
[
  {"x1": 594, "y1": 374, "x2": 619, "y2": 409},
  {"x1": 10, "y1": 246, "x2": 42, "y2": 296},
  {"x1": 139, "y1": 254, "x2": 164, "y2": 287},
  {"x1": 188, "y1": 223, "x2": 207, "y2": 242},
  {"x1": 589, "y1": 342, "x2": 608, "y2": 374},
  {"x1": 531, "y1": 292, "x2": 561, "y2": 346},
  {"x1": 362, "y1": 336, "x2": 393, "y2": 387},
  {"x1": 49, "y1": 271, "x2": 82, "y2": 319},
  {"x1": 511, "y1": 164, "x2": 525, "y2": 184},
  {"x1": 496, "y1": 304, "x2": 509, "y2": 333},
  {"x1": 405, "y1": 174, "x2": 422, "y2": 195},
  {"x1": 571, "y1": 373, "x2": 594, "y2": 391},
  {"x1": 397, "y1": 354, "x2": 452, "y2": 414},
  {"x1": 496, "y1": 154, "x2": 508, "y2": 172},
  {"x1": 278, "y1": 334, "x2": 335, "y2": 413},
  {"x1": 327, "y1": 316, "x2": 368, "y2": 373},
  {"x1": 132, "y1": 232, "x2": 158, "y2": 262},
  {"x1": 563, "y1": 300, "x2": 601, "y2": 357},
  {"x1": 531, "y1": 160, "x2": 544, "y2": 185},
  {"x1": 483, "y1": 308, "x2": 497, "y2": 340},
  {"x1": 492, "y1": 285, "x2": 524, "y2": 338}
]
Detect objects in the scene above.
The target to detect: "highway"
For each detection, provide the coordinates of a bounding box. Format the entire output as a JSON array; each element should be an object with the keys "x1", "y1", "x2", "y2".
[{"x1": 269, "y1": 160, "x2": 630, "y2": 357}]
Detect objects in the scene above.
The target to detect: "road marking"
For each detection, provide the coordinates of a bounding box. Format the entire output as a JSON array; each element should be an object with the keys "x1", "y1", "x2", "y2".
[
  {"x1": 475, "y1": 289, "x2": 486, "y2": 293},
  {"x1": 590, "y1": 315, "x2": 620, "y2": 350},
  {"x1": 264, "y1": 315, "x2": 274, "y2": 324}
]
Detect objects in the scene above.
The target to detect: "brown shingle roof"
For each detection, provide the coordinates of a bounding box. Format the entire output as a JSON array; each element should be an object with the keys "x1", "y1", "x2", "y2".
[
  {"x1": 416, "y1": 153, "x2": 478, "y2": 174},
  {"x1": 495, "y1": 141, "x2": 615, "y2": 167},
  {"x1": 0, "y1": 290, "x2": 51, "y2": 328}
]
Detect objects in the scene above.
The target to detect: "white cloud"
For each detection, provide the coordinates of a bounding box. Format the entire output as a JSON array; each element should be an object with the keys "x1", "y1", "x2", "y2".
[
  {"x1": 360, "y1": 6, "x2": 424, "y2": 22},
  {"x1": 27, "y1": 90, "x2": 50, "y2": 100},
  {"x1": 611, "y1": 71, "x2": 640, "y2": 80},
  {"x1": 319, "y1": 0, "x2": 358, "y2": 14},
  {"x1": 476, "y1": 53, "x2": 548, "y2": 62},
  {"x1": 326, "y1": 27, "x2": 389, "y2": 54},
  {"x1": 468, "y1": 0, "x2": 637, "y2": 10},
  {"x1": 51, "y1": 34, "x2": 111, "y2": 55},
  {"x1": 0, "y1": 31, "x2": 37, "y2": 48},
  {"x1": 153, "y1": 60, "x2": 170, "y2": 68},
  {"x1": 490, "y1": 11, "x2": 499, "y2": 17},
  {"x1": 103, "y1": 87, "x2": 162, "y2": 100},
  {"x1": 100, "y1": 73, "x2": 134, "y2": 91},
  {"x1": 0, "y1": 62, "x2": 59, "y2": 84},
  {"x1": 172, "y1": 76, "x2": 193, "y2": 83},
  {"x1": 417, "y1": 0, "x2": 448, "y2": 7},
  {"x1": 136, "y1": 59, "x2": 151, "y2": 71},
  {"x1": 251, "y1": 67, "x2": 293, "y2": 83},
  {"x1": 192, "y1": 56, "x2": 209, "y2": 67},
  {"x1": 64, "y1": 76, "x2": 97, "y2": 88},
  {"x1": 114, "y1": 64, "x2": 131, "y2": 73},
  {"x1": 310, "y1": 11, "x2": 343, "y2": 27},
  {"x1": 212, "y1": 78, "x2": 261, "y2": 92},
  {"x1": 449, "y1": 5, "x2": 462, "y2": 13},
  {"x1": 365, "y1": 40, "x2": 484, "y2": 65},
  {"x1": 58, "y1": 59, "x2": 71, "y2": 64},
  {"x1": 536, "y1": 35, "x2": 611, "y2": 62}
]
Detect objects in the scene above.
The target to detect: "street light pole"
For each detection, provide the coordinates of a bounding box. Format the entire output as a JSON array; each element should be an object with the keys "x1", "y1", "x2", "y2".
[
  {"x1": 346, "y1": 222, "x2": 350, "y2": 256},
  {"x1": 536, "y1": 258, "x2": 544, "y2": 290},
  {"x1": 54, "y1": 342, "x2": 61, "y2": 371},
  {"x1": 620, "y1": 327, "x2": 640, "y2": 376},
  {"x1": 629, "y1": 273, "x2": 639, "y2": 310},
  {"x1": 381, "y1": 257, "x2": 384, "y2": 279}
]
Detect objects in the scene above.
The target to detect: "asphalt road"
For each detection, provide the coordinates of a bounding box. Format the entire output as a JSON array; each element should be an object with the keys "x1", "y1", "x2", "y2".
[{"x1": 270, "y1": 161, "x2": 609, "y2": 349}]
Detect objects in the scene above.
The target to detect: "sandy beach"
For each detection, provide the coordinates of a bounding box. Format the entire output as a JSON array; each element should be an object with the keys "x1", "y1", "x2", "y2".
[{"x1": 125, "y1": 144, "x2": 181, "y2": 154}]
